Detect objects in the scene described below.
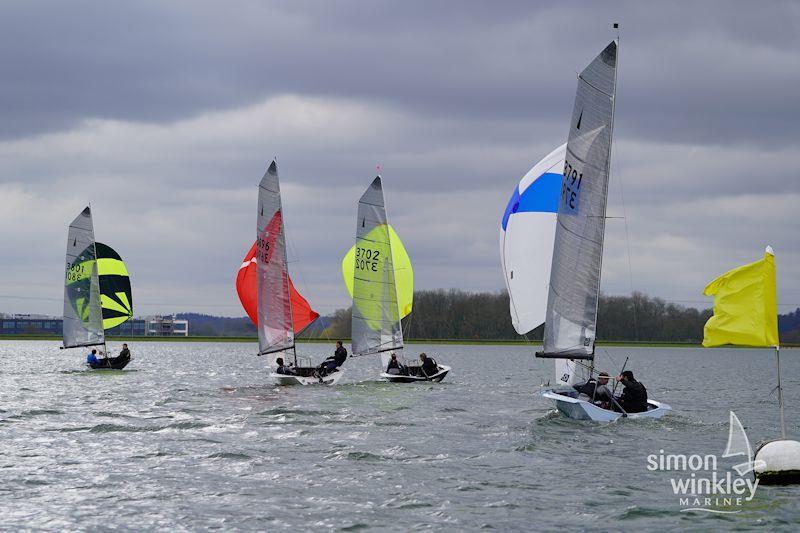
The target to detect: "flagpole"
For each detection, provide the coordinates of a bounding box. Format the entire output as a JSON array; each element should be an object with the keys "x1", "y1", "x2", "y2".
[{"x1": 776, "y1": 345, "x2": 786, "y2": 439}]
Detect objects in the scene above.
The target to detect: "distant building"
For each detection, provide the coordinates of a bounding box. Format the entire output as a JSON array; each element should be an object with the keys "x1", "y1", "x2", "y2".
[
  {"x1": 0, "y1": 315, "x2": 188, "y2": 337},
  {"x1": 143, "y1": 315, "x2": 189, "y2": 337}
]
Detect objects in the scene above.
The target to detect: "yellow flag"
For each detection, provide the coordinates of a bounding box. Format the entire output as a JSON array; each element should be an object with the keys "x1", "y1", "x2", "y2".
[{"x1": 702, "y1": 247, "x2": 779, "y2": 347}]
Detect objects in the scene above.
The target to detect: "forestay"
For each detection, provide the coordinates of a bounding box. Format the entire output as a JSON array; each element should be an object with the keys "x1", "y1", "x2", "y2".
[
  {"x1": 500, "y1": 143, "x2": 566, "y2": 334},
  {"x1": 256, "y1": 161, "x2": 295, "y2": 359},
  {"x1": 63, "y1": 206, "x2": 104, "y2": 348},
  {"x1": 541, "y1": 41, "x2": 618, "y2": 359},
  {"x1": 351, "y1": 176, "x2": 404, "y2": 366}
]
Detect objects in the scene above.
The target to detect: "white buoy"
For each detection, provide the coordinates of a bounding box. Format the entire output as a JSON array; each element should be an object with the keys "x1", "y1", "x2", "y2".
[{"x1": 754, "y1": 440, "x2": 800, "y2": 484}]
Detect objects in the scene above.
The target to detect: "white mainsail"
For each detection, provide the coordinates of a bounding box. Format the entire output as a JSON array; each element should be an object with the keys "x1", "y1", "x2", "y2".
[
  {"x1": 351, "y1": 176, "x2": 403, "y2": 369},
  {"x1": 63, "y1": 206, "x2": 104, "y2": 349},
  {"x1": 256, "y1": 160, "x2": 295, "y2": 364},
  {"x1": 539, "y1": 41, "x2": 618, "y2": 384}
]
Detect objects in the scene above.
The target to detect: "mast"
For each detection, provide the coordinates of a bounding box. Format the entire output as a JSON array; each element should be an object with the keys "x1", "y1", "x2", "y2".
[
  {"x1": 537, "y1": 40, "x2": 619, "y2": 361},
  {"x1": 776, "y1": 345, "x2": 786, "y2": 439}
]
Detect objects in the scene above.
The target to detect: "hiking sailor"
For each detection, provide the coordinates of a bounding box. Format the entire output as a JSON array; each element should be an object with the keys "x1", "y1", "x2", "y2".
[
  {"x1": 419, "y1": 353, "x2": 438, "y2": 377},
  {"x1": 615, "y1": 370, "x2": 649, "y2": 413},
  {"x1": 318, "y1": 341, "x2": 348, "y2": 375}
]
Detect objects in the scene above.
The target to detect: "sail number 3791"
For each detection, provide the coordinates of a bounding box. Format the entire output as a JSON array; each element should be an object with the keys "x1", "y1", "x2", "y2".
[{"x1": 561, "y1": 160, "x2": 582, "y2": 212}]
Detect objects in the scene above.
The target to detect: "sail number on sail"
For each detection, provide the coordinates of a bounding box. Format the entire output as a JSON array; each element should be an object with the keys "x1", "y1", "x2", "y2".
[
  {"x1": 355, "y1": 247, "x2": 381, "y2": 272},
  {"x1": 256, "y1": 235, "x2": 271, "y2": 263},
  {"x1": 561, "y1": 159, "x2": 583, "y2": 213},
  {"x1": 66, "y1": 260, "x2": 90, "y2": 283}
]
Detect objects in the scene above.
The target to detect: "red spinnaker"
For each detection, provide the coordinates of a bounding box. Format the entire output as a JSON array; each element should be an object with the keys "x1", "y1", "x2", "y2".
[{"x1": 236, "y1": 241, "x2": 319, "y2": 333}]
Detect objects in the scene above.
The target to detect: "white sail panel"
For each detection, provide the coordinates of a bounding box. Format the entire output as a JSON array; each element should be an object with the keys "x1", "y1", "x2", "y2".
[
  {"x1": 500, "y1": 143, "x2": 566, "y2": 334},
  {"x1": 256, "y1": 161, "x2": 294, "y2": 357},
  {"x1": 542, "y1": 41, "x2": 618, "y2": 359},
  {"x1": 63, "y1": 206, "x2": 104, "y2": 348},
  {"x1": 351, "y1": 177, "x2": 404, "y2": 357}
]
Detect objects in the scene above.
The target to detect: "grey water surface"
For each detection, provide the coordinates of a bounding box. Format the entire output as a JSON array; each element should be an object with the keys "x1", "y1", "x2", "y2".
[{"x1": 1, "y1": 341, "x2": 799, "y2": 531}]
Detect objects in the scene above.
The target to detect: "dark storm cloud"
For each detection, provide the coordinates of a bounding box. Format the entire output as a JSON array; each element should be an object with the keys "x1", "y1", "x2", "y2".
[
  {"x1": 0, "y1": 1, "x2": 798, "y2": 316},
  {"x1": 2, "y1": 1, "x2": 797, "y2": 145}
]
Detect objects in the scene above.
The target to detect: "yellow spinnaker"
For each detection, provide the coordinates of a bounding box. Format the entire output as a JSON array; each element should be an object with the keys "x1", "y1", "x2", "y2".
[
  {"x1": 702, "y1": 247, "x2": 779, "y2": 348},
  {"x1": 342, "y1": 224, "x2": 413, "y2": 317}
]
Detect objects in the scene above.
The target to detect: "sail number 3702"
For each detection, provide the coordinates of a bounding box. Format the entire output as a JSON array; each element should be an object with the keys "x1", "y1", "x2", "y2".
[{"x1": 355, "y1": 247, "x2": 381, "y2": 272}]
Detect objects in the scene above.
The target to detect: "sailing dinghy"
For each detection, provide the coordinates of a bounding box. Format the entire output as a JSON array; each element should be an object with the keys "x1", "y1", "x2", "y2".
[
  {"x1": 349, "y1": 176, "x2": 450, "y2": 383},
  {"x1": 251, "y1": 161, "x2": 340, "y2": 385},
  {"x1": 534, "y1": 41, "x2": 670, "y2": 421},
  {"x1": 63, "y1": 207, "x2": 133, "y2": 370}
]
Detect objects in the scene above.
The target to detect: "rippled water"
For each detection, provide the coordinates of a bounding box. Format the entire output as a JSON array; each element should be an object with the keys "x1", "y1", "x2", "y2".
[{"x1": 1, "y1": 341, "x2": 799, "y2": 530}]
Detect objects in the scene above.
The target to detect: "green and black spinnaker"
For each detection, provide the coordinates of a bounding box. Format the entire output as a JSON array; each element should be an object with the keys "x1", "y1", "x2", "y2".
[{"x1": 95, "y1": 242, "x2": 133, "y2": 330}]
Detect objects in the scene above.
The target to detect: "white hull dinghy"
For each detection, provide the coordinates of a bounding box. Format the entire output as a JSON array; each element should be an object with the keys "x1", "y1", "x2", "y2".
[
  {"x1": 253, "y1": 161, "x2": 346, "y2": 385},
  {"x1": 269, "y1": 368, "x2": 345, "y2": 386},
  {"x1": 348, "y1": 176, "x2": 450, "y2": 383},
  {"x1": 503, "y1": 40, "x2": 669, "y2": 420},
  {"x1": 542, "y1": 389, "x2": 671, "y2": 422}
]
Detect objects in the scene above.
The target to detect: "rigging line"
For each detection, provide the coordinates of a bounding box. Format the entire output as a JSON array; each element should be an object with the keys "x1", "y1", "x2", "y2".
[{"x1": 611, "y1": 29, "x2": 639, "y2": 342}]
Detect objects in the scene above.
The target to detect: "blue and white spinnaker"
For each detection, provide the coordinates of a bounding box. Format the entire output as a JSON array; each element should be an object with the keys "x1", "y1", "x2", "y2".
[{"x1": 500, "y1": 143, "x2": 566, "y2": 335}]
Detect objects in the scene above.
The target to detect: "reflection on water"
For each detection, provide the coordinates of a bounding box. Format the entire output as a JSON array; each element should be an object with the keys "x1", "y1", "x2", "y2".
[{"x1": 0, "y1": 341, "x2": 798, "y2": 530}]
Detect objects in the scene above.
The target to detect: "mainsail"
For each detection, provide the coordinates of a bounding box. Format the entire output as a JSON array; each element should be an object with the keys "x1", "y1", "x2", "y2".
[
  {"x1": 342, "y1": 224, "x2": 414, "y2": 319},
  {"x1": 256, "y1": 161, "x2": 294, "y2": 358},
  {"x1": 237, "y1": 241, "x2": 319, "y2": 334},
  {"x1": 351, "y1": 176, "x2": 404, "y2": 367},
  {"x1": 540, "y1": 41, "x2": 618, "y2": 361},
  {"x1": 501, "y1": 143, "x2": 566, "y2": 334},
  {"x1": 63, "y1": 206, "x2": 104, "y2": 348},
  {"x1": 95, "y1": 242, "x2": 133, "y2": 330}
]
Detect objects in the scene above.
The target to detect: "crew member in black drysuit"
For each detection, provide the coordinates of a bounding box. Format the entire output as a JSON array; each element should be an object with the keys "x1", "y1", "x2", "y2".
[
  {"x1": 615, "y1": 370, "x2": 648, "y2": 413},
  {"x1": 573, "y1": 372, "x2": 612, "y2": 404},
  {"x1": 419, "y1": 353, "x2": 438, "y2": 377},
  {"x1": 275, "y1": 357, "x2": 296, "y2": 375},
  {"x1": 118, "y1": 343, "x2": 131, "y2": 361},
  {"x1": 386, "y1": 353, "x2": 402, "y2": 375},
  {"x1": 319, "y1": 341, "x2": 348, "y2": 376}
]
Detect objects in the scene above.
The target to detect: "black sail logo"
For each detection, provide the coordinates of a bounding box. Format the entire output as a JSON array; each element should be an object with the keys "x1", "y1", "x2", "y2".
[{"x1": 576, "y1": 110, "x2": 583, "y2": 130}]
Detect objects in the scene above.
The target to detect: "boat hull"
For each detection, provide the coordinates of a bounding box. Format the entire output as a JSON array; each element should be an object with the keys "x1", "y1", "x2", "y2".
[
  {"x1": 381, "y1": 365, "x2": 450, "y2": 383},
  {"x1": 88, "y1": 356, "x2": 131, "y2": 370},
  {"x1": 542, "y1": 389, "x2": 671, "y2": 421},
  {"x1": 269, "y1": 369, "x2": 344, "y2": 386},
  {"x1": 754, "y1": 439, "x2": 800, "y2": 484}
]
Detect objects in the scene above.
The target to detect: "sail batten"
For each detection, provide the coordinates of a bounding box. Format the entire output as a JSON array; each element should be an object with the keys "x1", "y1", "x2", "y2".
[
  {"x1": 256, "y1": 161, "x2": 295, "y2": 357},
  {"x1": 540, "y1": 40, "x2": 618, "y2": 361},
  {"x1": 63, "y1": 206, "x2": 104, "y2": 349},
  {"x1": 350, "y1": 176, "x2": 404, "y2": 365}
]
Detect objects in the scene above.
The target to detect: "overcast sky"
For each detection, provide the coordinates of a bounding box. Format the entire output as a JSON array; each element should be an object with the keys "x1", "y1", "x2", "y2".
[{"x1": 1, "y1": 0, "x2": 798, "y2": 318}]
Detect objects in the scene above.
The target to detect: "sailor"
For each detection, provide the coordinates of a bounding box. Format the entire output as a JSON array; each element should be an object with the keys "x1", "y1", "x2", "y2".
[
  {"x1": 573, "y1": 372, "x2": 612, "y2": 403},
  {"x1": 319, "y1": 341, "x2": 348, "y2": 375},
  {"x1": 86, "y1": 349, "x2": 99, "y2": 366},
  {"x1": 275, "y1": 357, "x2": 296, "y2": 375},
  {"x1": 386, "y1": 353, "x2": 402, "y2": 375},
  {"x1": 419, "y1": 353, "x2": 438, "y2": 376},
  {"x1": 616, "y1": 370, "x2": 648, "y2": 413},
  {"x1": 118, "y1": 343, "x2": 131, "y2": 360}
]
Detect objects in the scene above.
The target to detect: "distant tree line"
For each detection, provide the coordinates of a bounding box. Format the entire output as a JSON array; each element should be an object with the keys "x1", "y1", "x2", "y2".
[
  {"x1": 172, "y1": 295, "x2": 800, "y2": 343},
  {"x1": 322, "y1": 290, "x2": 717, "y2": 343}
]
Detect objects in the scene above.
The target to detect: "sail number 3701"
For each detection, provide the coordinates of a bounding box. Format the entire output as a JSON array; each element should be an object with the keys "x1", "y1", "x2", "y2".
[
  {"x1": 561, "y1": 160, "x2": 582, "y2": 213},
  {"x1": 355, "y1": 247, "x2": 381, "y2": 272}
]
